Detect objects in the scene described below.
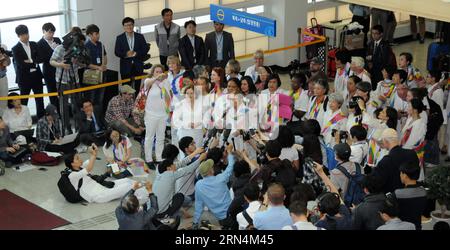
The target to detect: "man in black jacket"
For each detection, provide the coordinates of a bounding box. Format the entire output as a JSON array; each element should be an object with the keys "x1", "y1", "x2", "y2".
[
  {"x1": 12, "y1": 25, "x2": 45, "y2": 118},
  {"x1": 205, "y1": 22, "x2": 235, "y2": 69},
  {"x1": 352, "y1": 175, "x2": 386, "y2": 230},
  {"x1": 178, "y1": 20, "x2": 205, "y2": 70},
  {"x1": 76, "y1": 99, "x2": 106, "y2": 147},
  {"x1": 372, "y1": 129, "x2": 419, "y2": 194},
  {"x1": 37, "y1": 23, "x2": 62, "y2": 108},
  {"x1": 114, "y1": 17, "x2": 150, "y2": 90},
  {"x1": 366, "y1": 25, "x2": 390, "y2": 90}
]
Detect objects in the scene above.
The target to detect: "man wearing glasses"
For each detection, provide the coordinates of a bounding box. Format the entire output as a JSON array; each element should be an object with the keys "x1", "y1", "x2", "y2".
[{"x1": 105, "y1": 85, "x2": 144, "y2": 137}]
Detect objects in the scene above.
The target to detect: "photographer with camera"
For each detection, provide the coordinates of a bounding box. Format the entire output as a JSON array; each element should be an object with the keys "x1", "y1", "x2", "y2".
[
  {"x1": 322, "y1": 93, "x2": 347, "y2": 147},
  {"x1": 335, "y1": 125, "x2": 369, "y2": 167},
  {"x1": 65, "y1": 144, "x2": 147, "y2": 203},
  {"x1": 12, "y1": 25, "x2": 45, "y2": 118},
  {"x1": 50, "y1": 29, "x2": 88, "y2": 135},
  {"x1": 0, "y1": 44, "x2": 11, "y2": 115}
]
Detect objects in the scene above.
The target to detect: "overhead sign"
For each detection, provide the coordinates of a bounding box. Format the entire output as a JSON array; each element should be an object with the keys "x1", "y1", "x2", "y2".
[{"x1": 210, "y1": 4, "x2": 277, "y2": 37}]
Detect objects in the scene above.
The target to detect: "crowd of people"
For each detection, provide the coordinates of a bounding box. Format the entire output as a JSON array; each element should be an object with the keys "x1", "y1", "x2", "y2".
[{"x1": 1, "y1": 7, "x2": 450, "y2": 231}]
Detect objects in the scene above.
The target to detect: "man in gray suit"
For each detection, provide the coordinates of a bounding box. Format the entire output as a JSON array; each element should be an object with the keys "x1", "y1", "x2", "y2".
[
  {"x1": 155, "y1": 8, "x2": 180, "y2": 69},
  {"x1": 205, "y1": 22, "x2": 235, "y2": 69}
]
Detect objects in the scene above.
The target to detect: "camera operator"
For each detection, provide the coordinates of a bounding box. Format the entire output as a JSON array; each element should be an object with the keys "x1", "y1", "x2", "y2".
[
  {"x1": 335, "y1": 125, "x2": 369, "y2": 166},
  {"x1": 50, "y1": 30, "x2": 87, "y2": 135},
  {"x1": 0, "y1": 44, "x2": 11, "y2": 115},
  {"x1": 252, "y1": 140, "x2": 296, "y2": 198}
]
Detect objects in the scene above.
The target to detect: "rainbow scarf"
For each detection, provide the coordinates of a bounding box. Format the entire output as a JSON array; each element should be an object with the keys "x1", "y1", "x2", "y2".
[
  {"x1": 414, "y1": 140, "x2": 426, "y2": 167},
  {"x1": 289, "y1": 89, "x2": 301, "y2": 103},
  {"x1": 383, "y1": 83, "x2": 396, "y2": 99},
  {"x1": 160, "y1": 86, "x2": 172, "y2": 114},
  {"x1": 321, "y1": 112, "x2": 345, "y2": 133},
  {"x1": 367, "y1": 138, "x2": 379, "y2": 166},
  {"x1": 309, "y1": 97, "x2": 324, "y2": 119}
]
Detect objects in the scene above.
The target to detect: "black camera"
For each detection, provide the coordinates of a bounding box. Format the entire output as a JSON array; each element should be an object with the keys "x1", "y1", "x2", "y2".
[
  {"x1": 331, "y1": 129, "x2": 348, "y2": 140},
  {"x1": 62, "y1": 32, "x2": 91, "y2": 65},
  {"x1": 241, "y1": 129, "x2": 256, "y2": 141},
  {"x1": 348, "y1": 96, "x2": 364, "y2": 115},
  {"x1": 0, "y1": 47, "x2": 13, "y2": 58}
]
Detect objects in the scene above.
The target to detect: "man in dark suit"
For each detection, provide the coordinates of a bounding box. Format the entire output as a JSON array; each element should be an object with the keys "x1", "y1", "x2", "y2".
[
  {"x1": 12, "y1": 25, "x2": 45, "y2": 118},
  {"x1": 37, "y1": 22, "x2": 62, "y2": 108},
  {"x1": 372, "y1": 129, "x2": 419, "y2": 194},
  {"x1": 179, "y1": 20, "x2": 206, "y2": 70},
  {"x1": 114, "y1": 17, "x2": 149, "y2": 90},
  {"x1": 366, "y1": 25, "x2": 390, "y2": 90},
  {"x1": 205, "y1": 22, "x2": 235, "y2": 69},
  {"x1": 77, "y1": 98, "x2": 106, "y2": 147}
]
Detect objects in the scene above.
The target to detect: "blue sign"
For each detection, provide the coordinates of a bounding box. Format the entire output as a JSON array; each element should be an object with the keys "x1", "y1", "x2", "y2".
[{"x1": 210, "y1": 4, "x2": 277, "y2": 37}]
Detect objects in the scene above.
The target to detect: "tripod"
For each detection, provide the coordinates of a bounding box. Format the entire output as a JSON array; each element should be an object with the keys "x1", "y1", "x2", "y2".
[{"x1": 58, "y1": 61, "x2": 81, "y2": 137}]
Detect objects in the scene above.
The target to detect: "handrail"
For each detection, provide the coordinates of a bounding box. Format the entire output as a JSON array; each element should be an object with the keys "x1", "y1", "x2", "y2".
[{"x1": 0, "y1": 30, "x2": 326, "y2": 101}]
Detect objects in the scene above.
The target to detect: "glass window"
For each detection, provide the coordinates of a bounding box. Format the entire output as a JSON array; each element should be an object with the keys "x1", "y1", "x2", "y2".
[
  {"x1": 245, "y1": 37, "x2": 269, "y2": 55},
  {"x1": 195, "y1": 15, "x2": 212, "y2": 25},
  {"x1": 234, "y1": 40, "x2": 246, "y2": 57},
  {"x1": 0, "y1": 0, "x2": 61, "y2": 19},
  {"x1": 307, "y1": 7, "x2": 336, "y2": 25},
  {"x1": 338, "y1": 4, "x2": 352, "y2": 20},
  {"x1": 124, "y1": 2, "x2": 139, "y2": 19},
  {"x1": 139, "y1": 0, "x2": 165, "y2": 18},
  {"x1": 194, "y1": 0, "x2": 219, "y2": 9},
  {"x1": 225, "y1": 27, "x2": 245, "y2": 41},
  {"x1": 168, "y1": 0, "x2": 194, "y2": 13},
  {"x1": 141, "y1": 23, "x2": 158, "y2": 34},
  {"x1": 222, "y1": 0, "x2": 247, "y2": 5},
  {"x1": 247, "y1": 5, "x2": 264, "y2": 14},
  {"x1": 173, "y1": 17, "x2": 193, "y2": 27}
]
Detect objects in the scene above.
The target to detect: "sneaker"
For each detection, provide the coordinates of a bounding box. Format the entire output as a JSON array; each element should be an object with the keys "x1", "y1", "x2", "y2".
[{"x1": 75, "y1": 145, "x2": 88, "y2": 154}]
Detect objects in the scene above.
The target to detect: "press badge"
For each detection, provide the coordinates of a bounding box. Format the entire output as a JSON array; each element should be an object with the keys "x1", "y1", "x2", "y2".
[{"x1": 96, "y1": 57, "x2": 101, "y2": 64}]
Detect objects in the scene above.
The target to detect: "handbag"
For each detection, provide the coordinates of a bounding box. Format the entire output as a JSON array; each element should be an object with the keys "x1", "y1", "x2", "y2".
[
  {"x1": 133, "y1": 82, "x2": 152, "y2": 115},
  {"x1": 83, "y1": 45, "x2": 104, "y2": 85}
]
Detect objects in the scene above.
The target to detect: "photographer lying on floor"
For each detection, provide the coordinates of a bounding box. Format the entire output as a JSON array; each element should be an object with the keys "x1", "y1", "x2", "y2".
[{"x1": 65, "y1": 144, "x2": 148, "y2": 203}]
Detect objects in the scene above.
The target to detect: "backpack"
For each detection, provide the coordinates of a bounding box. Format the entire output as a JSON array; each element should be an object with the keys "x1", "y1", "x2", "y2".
[
  {"x1": 57, "y1": 169, "x2": 84, "y2": 203},
  {"x1": 31, "y1": 152, "x2": 61, "y2": 166},
  {"x1": 320, "y1": 141, "x2": 338, "y2": 171},
  {"x1": 336, "y1": 162, "x2": 365, "y2": 208},
  {"x1": 425, "y1": 97, "x2": 444, "y2": 140}
]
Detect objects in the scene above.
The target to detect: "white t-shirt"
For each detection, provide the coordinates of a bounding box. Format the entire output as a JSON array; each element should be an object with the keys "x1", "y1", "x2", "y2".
[
  {"x1": 68, "y1": 161, "x2": 109, "y2": 203},
  {"x1": 282, "y1": 221, "x2": 325, "y2": 230},
  {"x1": 103, "y1": 136, "x2": 133, "y2": 162},
  {"x1": 145, "y1": 79, "x2": 172, "y2": 118},
  {"x1": 2, "y1": 106, "x2": 32, "y2": 133},
  {"x1": 279, "y1": 147, "x2": 299, "y2": 162},
  {"x1": 236, "y1": 201, "x2": 262, "y2": 230},
  {"x1": 350, "y1": 141, "x2": 369, "y2": 165}
]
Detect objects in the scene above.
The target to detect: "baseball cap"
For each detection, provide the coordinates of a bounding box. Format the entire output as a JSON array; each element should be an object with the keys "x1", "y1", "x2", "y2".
[
  {"x1": 356, "y1": 81, "x2": 372, "y2": 93},
  {"x1": 333, "y1": 143, "x2": 351, "y2": 160},
  {"x1": 45, "y1": 104, "x2": 59, "y2": 119},
  {"x1": 199, "y1": 159, "x2": 214, "y2": 177},
  {"x1": 310, "y1": 57, "x2": 323, "y2": 65},
  {"x1": 120, "y1": 84, "x2": 136, "y2": 94}
]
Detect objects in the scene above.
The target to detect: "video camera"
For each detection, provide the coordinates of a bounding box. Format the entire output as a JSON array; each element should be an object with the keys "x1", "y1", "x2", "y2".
[
  {"x1": 62, "y1": 32, "x2": 91, "y2": 65},
  {"x1": 0, "y1": 47, "x2": 13, "y2": 58}
]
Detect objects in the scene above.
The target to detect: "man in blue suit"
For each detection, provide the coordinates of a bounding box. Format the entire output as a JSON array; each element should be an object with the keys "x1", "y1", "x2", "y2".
[{"x1": 114, "y1": 17, "x2": 149, "y2": 90}]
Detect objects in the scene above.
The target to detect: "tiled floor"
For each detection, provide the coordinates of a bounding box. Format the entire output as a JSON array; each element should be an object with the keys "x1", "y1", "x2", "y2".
[{"x1": 1, "y1": 39, "x2": 439, "y2": 230}]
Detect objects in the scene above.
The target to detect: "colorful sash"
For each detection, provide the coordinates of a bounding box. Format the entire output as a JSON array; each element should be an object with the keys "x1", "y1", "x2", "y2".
[
  {"x1": 367, "y1": 138, "x2": 379, "y2": 166},
  {"x1": 309, "y1": 97, "x2": 324, "y2": 119},
  {"x1": 289, "y1": 89, "x2": 301, "y2": 103},
  {"x1": 414, "y1": 140, "x2": 426, "y2": 167},
  {"x1": 321, "y1": 112, "x2": 345, "y2": 133}
]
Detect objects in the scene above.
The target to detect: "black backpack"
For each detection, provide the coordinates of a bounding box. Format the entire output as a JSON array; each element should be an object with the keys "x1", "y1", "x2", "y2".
[
  {"x1": 336, "y1": 163, "x2": 365, "y2": 208},
  {"x1": 425, "y1": 97, "x2": 444, "y2": 140},
  {"x1": 57, "y1": 169, "x2": 84, "y2": 203}
]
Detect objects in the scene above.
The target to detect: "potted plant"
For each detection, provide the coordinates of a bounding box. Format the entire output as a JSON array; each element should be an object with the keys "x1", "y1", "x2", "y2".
[{"x1": 426, "y1": 165, "x2": 450, "y2": 224}]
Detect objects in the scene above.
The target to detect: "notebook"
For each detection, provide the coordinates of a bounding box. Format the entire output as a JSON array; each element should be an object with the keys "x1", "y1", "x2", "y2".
[{"x1": 53, "y1": 133, "x2": 79, "y2": 145}]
